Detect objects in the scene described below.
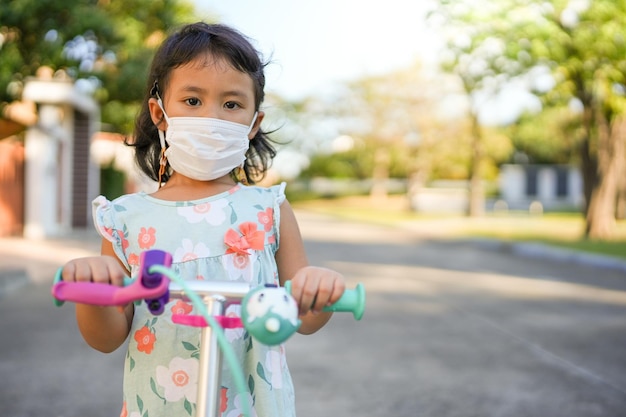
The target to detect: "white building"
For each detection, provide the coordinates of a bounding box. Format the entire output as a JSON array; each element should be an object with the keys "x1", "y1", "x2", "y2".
[
  {"x1": 20, "y1": 70, "x2": 100, "y2": 239},
  {"x1": 498, "y1": 164, "x2": 584, "y2": 211}
]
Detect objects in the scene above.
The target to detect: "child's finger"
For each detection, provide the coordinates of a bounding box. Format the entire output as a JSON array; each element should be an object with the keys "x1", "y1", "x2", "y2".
[
  {"x1": 326, "y1": 275, "x2": 346, "y2": 307},
  {"x1": 73, "y1": 259, "x2": 96, "y2": 283},
  {"x1": 299, "y1": 279, "x2": 319, "y2": 315},
  {"x1": 289, "y1": 272, "x2": 318, "y2": 315},
  {"x1": 309, "y1": 270, "x2": 344, "y2": 312},
  {"x1": 311, "y1": 277, "x2": 333, "y2": 312},
  {"x1": 103, "y1": 258, "x2": 127, "y2": 287},
  {"x1": 61, "y1": 262, "x2": 78, "y2": 283}
]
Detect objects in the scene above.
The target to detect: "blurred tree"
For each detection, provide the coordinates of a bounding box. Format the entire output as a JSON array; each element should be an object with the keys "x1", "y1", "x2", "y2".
[
  {"x1": 328, "y1": 64, "x2": 461, "y2": 201},
  {"x1": 434, "y1": 0, "x2": 626, "y2": 239},
  {"x1": 0, "y1": 0, "x2": 196, "y2": 133},
  {"x1": 293, "y1": 62, "x2": 513, "y2": 204},
  {"x1": 432, "y1": 1, "x2": 529, "y2": 217},
  {"x1": 505, "y1": 106, "x2": 583, "y2": 164}
]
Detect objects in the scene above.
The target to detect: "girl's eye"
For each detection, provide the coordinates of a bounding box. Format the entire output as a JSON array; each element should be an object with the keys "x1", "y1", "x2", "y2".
[
  {"x1": 224, "y1": 101, "x2": 240, "y2": 110},
  {"x1": 185, "y1": 97, "x2": 201, "y2": 106}
]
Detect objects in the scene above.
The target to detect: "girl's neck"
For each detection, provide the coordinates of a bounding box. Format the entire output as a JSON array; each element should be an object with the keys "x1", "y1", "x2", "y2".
[{"x1": 150, "y1": 173, "x2": 238, "y2": 201}]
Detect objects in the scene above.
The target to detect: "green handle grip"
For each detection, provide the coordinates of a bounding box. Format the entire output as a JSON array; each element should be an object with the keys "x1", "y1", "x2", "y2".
[{"x1": 284, "y1": 281, "x2": 365, "y2": 320}]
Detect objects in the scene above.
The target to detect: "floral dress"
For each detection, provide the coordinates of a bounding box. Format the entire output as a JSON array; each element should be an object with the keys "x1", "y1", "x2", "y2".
[{"x1": 92, "y1": 183, "x2": 296, "y2": 417}]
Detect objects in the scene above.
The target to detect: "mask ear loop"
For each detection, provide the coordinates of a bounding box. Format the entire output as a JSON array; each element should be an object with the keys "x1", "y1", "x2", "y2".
[
  {"x1": 154, "y1": 87, "x2": 168, "y2": 188},
  {"x1": 237, "y1": 112, "x2": 258, "y2": 186},
  {"x1": 157, "y1": 132, "x2": 167, "y2": 188}
]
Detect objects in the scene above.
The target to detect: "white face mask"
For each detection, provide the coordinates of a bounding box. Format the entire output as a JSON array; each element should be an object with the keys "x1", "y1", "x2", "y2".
[{"x1": 157, "y1": 98, "x2": 257, "y2": 181}]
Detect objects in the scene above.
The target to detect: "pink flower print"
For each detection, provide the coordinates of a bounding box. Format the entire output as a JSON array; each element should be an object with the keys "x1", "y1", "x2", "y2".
[
  {"x1": 223, "y1": 252, "x2": 254, "y2": 283},
  {"x1": 173, "y1": 239, "x2": 210, "y2": 263},
  {"x1": 171, "y1": 300, "x2": 193, "y2": 316},
  {"x1": 177, "y1": 199, "x2": 228, "y2": 225},
  {"x1": 225, "y1": 305, "x2": 244, "y2": 342},
  {"x1": 102, "y1": 226, "x2": 114, "y2": 240},
  {"x1": 156, "y1": 357, "x2": 198, "y2": 403},
  {"x1": 194, "y1": 203, "x2": 211, "y2": 214},
  {"x1": 228, "y1": 184, "x2": 241, "y2": 194},
  {"x1": 134, "y1": 326, "x2": 156, "y2": 354},
  {"x1": 128, "y1": 253, "x2": 140, "y2": 267},
  {"x1": 224, "y1": 222, "x2": 265, "y2": 255},
  {"x1": 268, "y1": 234, "x2": 276, "y2": 245},
  {"x1": 257, "y1": 207, "x2": 274, "y2": 232},
  {"x1": 138, "y1": 227, "x2": 156, "y2": 249},
  {"x1": 231, "y1": 253, "x2": 250, "y2": 270},
  {"x1": 220, "y1": 387, "x2": 228, "y2": 413},
  {"x1": 119, "y1": 231, "x2": 129, "y2": 252}
]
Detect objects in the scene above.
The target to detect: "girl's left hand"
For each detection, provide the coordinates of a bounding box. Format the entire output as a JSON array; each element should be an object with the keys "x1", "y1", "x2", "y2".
[{"x1": 288, "y1": 266, "x2": 346, "y2": 316}]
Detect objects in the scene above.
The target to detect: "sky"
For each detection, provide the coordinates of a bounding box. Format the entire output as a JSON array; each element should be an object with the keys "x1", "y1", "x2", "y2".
[
  {"x1": 194, "y1": 1, "x2": 542, "y2": 126},
  {"x1": 196, "y1": 0, "x2": 442, "y2": 100},
  {"x1": 189, "y1": 1, "x2": 545, "y2": 177}
]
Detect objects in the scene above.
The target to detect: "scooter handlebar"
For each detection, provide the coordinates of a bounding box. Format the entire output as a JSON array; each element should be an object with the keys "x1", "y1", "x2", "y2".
[
  {"x1": 52, "y1": 249, "x2": 366, "y2": 322},
  {"x1": 51, "y1": 250, "x2": 172, "y2": 311}
]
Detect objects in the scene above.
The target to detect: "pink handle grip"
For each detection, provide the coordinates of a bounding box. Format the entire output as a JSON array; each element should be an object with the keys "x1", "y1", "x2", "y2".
[{"x1": 52, "y1": 277, "x2": 169, "y2": 306}]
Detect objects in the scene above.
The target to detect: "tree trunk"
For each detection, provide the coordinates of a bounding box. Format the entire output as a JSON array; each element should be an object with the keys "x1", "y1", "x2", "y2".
[
  {"x1": 580, "y1": 136, "x2": 597, "y2": 216},
  {"x1": 579, "y1": 103, "x2": 597, "y2": 216},
  {"x1": 585, "y1": 115, "x2": 625, "y2": 239},
  {"x1": 617, "y1": 128, "x2": 626, "y2": 220},
  {"x1": 467, "y1": 112, "x2": 485, "y2": 217}
]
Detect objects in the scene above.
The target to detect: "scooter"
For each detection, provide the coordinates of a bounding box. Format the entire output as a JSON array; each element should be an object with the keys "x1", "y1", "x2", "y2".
[{"x1": 52, "y1": 249, "x2": 365, "y2": 417}]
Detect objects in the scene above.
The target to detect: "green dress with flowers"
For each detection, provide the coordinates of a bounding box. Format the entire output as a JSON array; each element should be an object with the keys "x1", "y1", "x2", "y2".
[{"x1": 92, "y1": 183, "x2": 296, "y2": 417}]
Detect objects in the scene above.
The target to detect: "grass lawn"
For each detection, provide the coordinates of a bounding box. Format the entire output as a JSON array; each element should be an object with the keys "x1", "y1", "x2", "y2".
[{"x1": 292, "y1": 195, "x2": 626, "y2": 261}]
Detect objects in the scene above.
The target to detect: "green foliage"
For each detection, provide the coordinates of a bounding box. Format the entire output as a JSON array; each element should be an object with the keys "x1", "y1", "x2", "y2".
[
  {"x1": 100, "y1": 161, "x2": 126, "y2": 200},
  {"x1": 435, "y1": 0, "x2": 626, "y2": 127},
  {"x1": 298, "y1": 132, "x2": 434, "y2": 181},
  {"x1": 435, "y1": 0, "x2": 626, "y2": 235},
  {"x1": 101, "y1": 100, "x2": 141, "y2": 135},
  {"x1": 504, "y1": 106, "x2": 582, "y2": 164},
  {"x1": 300, "y1": 147, "x2": 372, "y2": 180},
  {"x1": 0, "y1": 0, "x2": 115, "y2": 102},
  {"x1": 435, "y1": 0, "x2": 626, "y2": 152},
  {"x1": 0, "y1": 0, "x2": 197, "y2": 133}
]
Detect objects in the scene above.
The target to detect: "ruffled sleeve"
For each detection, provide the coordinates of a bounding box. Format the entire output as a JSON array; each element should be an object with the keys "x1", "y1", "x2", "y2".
[{"x1": 92, "y1": 195, "x2": 130, "y2": 270}]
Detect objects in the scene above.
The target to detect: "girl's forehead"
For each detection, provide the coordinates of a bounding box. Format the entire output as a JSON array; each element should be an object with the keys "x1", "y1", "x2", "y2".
[
  {"x1": 184, "y1": 53, "x2": 232, "y2": 71},
  {"x1": 169, "y1": 54, "x2": 249, "y2": 83}
]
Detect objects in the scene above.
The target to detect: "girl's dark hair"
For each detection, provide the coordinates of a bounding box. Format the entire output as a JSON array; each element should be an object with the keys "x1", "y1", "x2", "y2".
[{"x1": 128, "y1": 22, "x2": 276, "y2": 184}]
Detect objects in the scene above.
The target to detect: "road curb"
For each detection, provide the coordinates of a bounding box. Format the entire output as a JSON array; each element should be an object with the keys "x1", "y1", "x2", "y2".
[{"x1": 471, "y1": 238, "x2": 626, "y2": 273}]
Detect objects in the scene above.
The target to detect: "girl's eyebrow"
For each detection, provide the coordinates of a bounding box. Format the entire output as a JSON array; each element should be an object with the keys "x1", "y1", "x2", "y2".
[
  {"x1": 180, "y1": 85, "x2": 250, "y2": 99},
  {"x1": 221, "y1": 89, "x2": 251, "y2": 99},
  {"x1": 180, "y1": 85, "x2": 206, "y2": 94}
]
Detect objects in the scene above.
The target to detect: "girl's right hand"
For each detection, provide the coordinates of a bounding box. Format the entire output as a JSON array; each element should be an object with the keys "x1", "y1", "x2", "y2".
[{"x1": 61, "y1": 256, "x2": 128, "y2": 287}]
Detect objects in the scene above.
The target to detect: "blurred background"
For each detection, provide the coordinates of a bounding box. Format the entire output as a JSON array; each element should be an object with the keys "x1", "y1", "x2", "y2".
[
  {"x1": 1, "y1": 0, "x2": 626, "y2": 251},
  {"x1": 2, "y1": 2, "x2": 626, "y2": 417}
]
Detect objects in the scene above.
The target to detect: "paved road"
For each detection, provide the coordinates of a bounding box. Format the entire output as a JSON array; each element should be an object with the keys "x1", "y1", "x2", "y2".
[{"x1": 1, "y1": 211, "x2": 626, "y2": 417}]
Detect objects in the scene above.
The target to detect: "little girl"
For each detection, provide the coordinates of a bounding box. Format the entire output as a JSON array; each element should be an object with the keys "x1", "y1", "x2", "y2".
[{"x1": 60, "y1": 22, "x2": 345, "y2": 417}]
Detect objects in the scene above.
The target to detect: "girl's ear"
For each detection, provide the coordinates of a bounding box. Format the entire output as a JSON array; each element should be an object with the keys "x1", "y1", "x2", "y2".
[
  {"x1": 148, "y1": 97, "x2": 167, "y2": 131},
  {"x1": 248, "y1": 111, "x2": 265, "y2": 140}
]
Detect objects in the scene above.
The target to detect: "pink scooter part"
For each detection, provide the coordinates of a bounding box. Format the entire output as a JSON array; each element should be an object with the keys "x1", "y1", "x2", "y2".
[{"x1": 51, "y1": 276, "x2": 169, "y2": 306}]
